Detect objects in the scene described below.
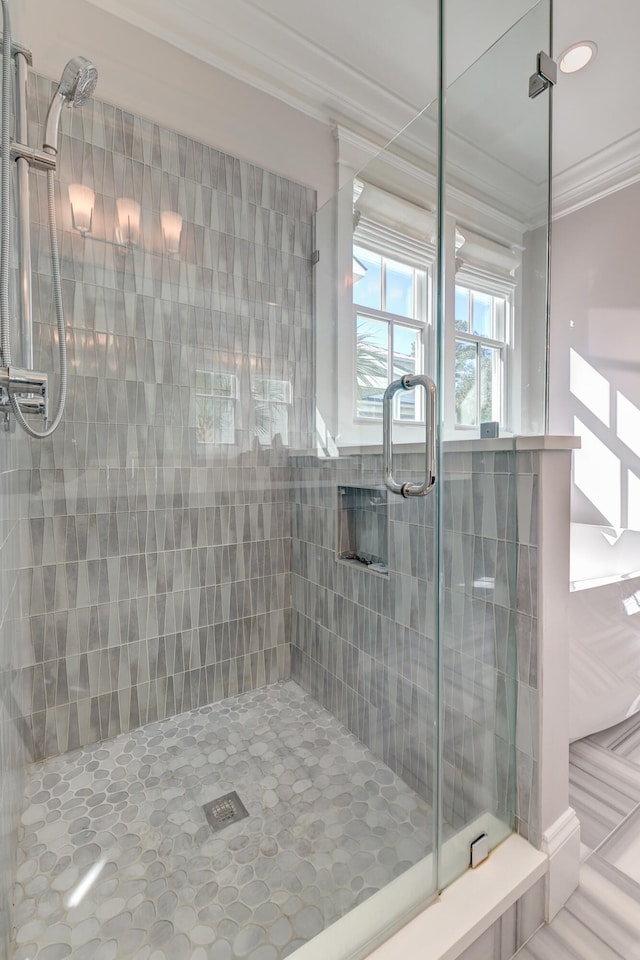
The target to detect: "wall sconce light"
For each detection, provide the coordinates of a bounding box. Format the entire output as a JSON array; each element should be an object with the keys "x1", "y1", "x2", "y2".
[
  {"x1": 68, "y1": 183, "x2": 94, "y2": 235},
  {"x1": 116, "y1": 197, "x2": 141, "y2": 247},
  {"x1": 161, "y1": 210, "x2": 183, "y2": 256}
]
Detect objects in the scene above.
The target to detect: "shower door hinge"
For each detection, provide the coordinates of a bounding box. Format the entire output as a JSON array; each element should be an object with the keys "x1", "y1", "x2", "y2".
[
  {"x1": 529, "y1": 51, "x2": 557, "y2": 99},
  {"x1": 470, "y1": 832, "x2": 489, "y2": 868},
  {"x1": 311, "y1": 250, "x2": 320, "y2": 264}
]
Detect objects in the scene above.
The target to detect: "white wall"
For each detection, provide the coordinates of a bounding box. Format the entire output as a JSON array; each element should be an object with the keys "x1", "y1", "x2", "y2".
[
  {"x1": 550, "y1": 181, "x2": 640, "y2": 528},
  {"x1": 519, "y1": 224, "x2": 548, "y2": 436},
  {"x1": 13, "y1": 0, "x2": 336, "y2": 203}
]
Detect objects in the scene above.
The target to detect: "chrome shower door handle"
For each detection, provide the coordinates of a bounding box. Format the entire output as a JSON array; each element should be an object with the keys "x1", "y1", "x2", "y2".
[{"x1": 382, "y1": 374, "x2": 437, "y2": 497}]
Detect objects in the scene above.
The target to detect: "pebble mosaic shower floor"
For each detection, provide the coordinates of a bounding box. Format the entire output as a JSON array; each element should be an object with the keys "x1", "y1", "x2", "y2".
[{"x1": 11, "y1": 681, "x2": 433, "y2": 960}]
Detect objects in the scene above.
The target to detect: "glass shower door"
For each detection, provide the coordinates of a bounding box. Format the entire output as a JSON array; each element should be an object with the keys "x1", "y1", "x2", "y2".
[
  {"x1": 302, "y1": 14, "x2": 443, "y2": 936},
  {"x1": 437, "y1": 0, "x2": 552, "y2": 887},
  {"x1": 309, "y1": 0, "x2": 553, "y2": 914},
  {"x1": 304, "y1": 0, "x2": 553, "y2": 944},
  {"x1": 301, "y1": 154, "x2": 442, "y2": 937}
]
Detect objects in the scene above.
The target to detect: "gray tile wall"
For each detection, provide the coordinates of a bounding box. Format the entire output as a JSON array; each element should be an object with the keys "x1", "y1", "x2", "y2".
[
  {"x1": 290, "y1": 453, "x2": 439, "y2": 802},
  {"x1": 440, "y1": 450, "x2": 519, "y2": 833},
  {"x1": 17, "y1": 74, "x2": 315, "y2": 761},
  {"x1": 291, "y1": 448, "x2": 540, "y2": 843},
  {"x1": 515, "y1": 451, "x2": 540, "y2": 846},
  {"x1": 0, "y1": 402, "x2": 32, "y2": 956},
  {"x1": 0, "y1": 76, "x2": 543, "y2": 924}
]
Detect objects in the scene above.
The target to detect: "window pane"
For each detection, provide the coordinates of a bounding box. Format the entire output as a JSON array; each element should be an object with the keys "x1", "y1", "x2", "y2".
[
  {"x1": 385, "y1": 258, "x2": 414, "y2": 318},
  {"x1": 196, "y1": 396, "x2": 235, "y2": 444},
  {"x1": 211, "y1": 373, "x2": 236, "y2": 397},
  {"x1": 455, "y1": 286, "x2": 469, "y2": 332},
  {"x1": 252, "y1": 376, "x2": 291, "y2": 402},
  {"x1": 455, "y1": 340, "x2": 477, "y2": 425},
  {"x1": 197, "y1": 371, "x2": 236, "y2": 398},
  {"x1": 268, "y1": 380, "x2": 291, "y2": 402},
  {"x1": 393, "y1": 325, "x2": 421, "y2": 421},
  {"x1": 196, "y1": 370, "x2": 212, "y2": 394},
  {"x1": 356, "y1": 315, "x2": 388, "y2": 419},
  {"x1": 480, "y1": 346, "x2": 501, "y2": 423},
  {"x1": 353, "y1": 245, "x2": 382, "y2": 310},
  {"x1": 472, "y1": 292, "x2": 492, "y2": 337},
  {"x1": 254, "y1": 401, "x2": 289, "y2": 445},
  {"x1": 271, "y1": 403, "x2": 289, "y2": 444}
]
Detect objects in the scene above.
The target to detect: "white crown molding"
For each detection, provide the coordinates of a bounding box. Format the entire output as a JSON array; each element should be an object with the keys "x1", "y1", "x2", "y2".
[
  {"x1": 333, "y1": 125, "x2": 387, "y2": 187},
  {"x1": 553, "y1": 128, "x2": 640, "y2": 219},
  {"x1": 86, "y1": 0, "x2": 546, "y2": 238},
  {"x1": 85, "y1": 0, "x2": 422, "y2": 146},
  {"x1": 87, "y1": 0, "x2": 640, "y2": 231},
  {"x1": 335, "y1": 124, "x2": 529, "y2": 245}
]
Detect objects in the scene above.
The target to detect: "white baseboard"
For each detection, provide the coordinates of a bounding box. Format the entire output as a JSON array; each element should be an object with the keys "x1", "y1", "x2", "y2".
[{"x1": 541, "y1": 807, "x2": 581, "y2": 921}]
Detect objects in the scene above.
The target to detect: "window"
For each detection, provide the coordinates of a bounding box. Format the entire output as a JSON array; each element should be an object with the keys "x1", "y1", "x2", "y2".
[
  {"x1": 195, "y1": 371, "x2": 236, "y2": 444},
  {"x1": 454, "y1": 279, "x2": 511, "y2": 428},
  {"x1": 252, "y1": 377, "x2": 291, "y2": 445},
  {"x1": 353, "y1": 244, "x2": 428, "y2": 422}
]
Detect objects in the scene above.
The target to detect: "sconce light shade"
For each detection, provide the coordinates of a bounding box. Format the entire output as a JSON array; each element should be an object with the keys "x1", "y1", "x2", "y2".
[
  {"x1": 116, "y1": 197, "x2": 141, "y2": 247},
  {"x1": 68, "y1": 183, "x2": 94, "y2": 235},
  {"x1": 161, "y1": 210, "x2": 183, "y2": 256}
]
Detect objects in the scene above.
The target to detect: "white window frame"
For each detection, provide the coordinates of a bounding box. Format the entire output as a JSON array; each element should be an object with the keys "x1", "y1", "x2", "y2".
[
  {"x1": 351, "y1": 219, "x2": 435, "y2": 434},
  {"x1": 453, "y1": 265, "x2": 515, "y2": 433}
]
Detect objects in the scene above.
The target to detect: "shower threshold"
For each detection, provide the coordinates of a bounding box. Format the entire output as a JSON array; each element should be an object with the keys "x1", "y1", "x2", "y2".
[{"x1": 12, "y1": 681, "x2": 434, "y2": 960}]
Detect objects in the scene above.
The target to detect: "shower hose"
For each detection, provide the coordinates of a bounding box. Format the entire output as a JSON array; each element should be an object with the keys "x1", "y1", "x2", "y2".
[{"x1": 1, "y1": 0, "x2": 68, "y2": 438}]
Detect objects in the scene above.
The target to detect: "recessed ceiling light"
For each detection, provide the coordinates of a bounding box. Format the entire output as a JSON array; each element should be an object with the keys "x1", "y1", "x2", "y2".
[{"x1": 558, "y1": 41, "x2": 597, "y2": 74}]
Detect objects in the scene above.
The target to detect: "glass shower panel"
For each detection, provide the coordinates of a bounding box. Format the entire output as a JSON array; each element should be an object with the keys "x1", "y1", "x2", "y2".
[
  {"x1": 438, "y1": 0, "x2": 552, "y2": 889},
  {"x1": 444, "y1": 0, "x2": 552, "y2": 439},
  {"x1": 305, "y1": 107, "x2": 442, "y2": 946}
]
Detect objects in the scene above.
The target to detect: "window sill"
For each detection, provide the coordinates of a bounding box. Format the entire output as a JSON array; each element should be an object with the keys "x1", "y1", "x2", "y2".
[{"x1": 290, "y1": 435, "x2": 580, "y2": 459}]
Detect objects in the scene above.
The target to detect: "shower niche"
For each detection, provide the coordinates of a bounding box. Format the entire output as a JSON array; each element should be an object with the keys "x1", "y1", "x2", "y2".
[{"x1": 337, "y1": 485, "x2": 388, "y2": 574}]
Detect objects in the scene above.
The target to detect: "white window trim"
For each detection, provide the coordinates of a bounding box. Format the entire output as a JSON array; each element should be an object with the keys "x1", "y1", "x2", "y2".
[
  {"x1": 453, "y1": 265, "x2": 516, "y2": 433},
  {"x1": 334, "y1": 218, "x2": 435, "y2": 447}
]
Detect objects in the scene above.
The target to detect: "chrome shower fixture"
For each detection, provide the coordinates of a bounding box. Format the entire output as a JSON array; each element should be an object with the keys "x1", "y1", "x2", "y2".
[
  {"x1": 0, "y1": 0, "x2": 98, "y2": 438},
  {"x1": 44, "y1": 57, "x2": 98, "y2": 153}
]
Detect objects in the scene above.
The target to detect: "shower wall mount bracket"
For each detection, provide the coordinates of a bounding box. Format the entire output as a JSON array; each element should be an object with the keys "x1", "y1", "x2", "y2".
[
  {"x1": 0, "y1": 366, "x2": 49, "y2": 425},
  {"x1": 10, "y1": 141, "x2": 57, "y2": 172},
  {"x1": 0, "y1": 34, "x2": 32, "y2": 64}
]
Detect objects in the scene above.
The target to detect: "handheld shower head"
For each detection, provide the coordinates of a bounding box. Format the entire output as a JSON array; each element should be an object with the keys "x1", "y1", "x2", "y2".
[
  {"x1": 43, "y1": 56, "x2": 98, "y2": 154},
  {"x1": 58, "y1": 56, "x2": 98, "y2": 107}
]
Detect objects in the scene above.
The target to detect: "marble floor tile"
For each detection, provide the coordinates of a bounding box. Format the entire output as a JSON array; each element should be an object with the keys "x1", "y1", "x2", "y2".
[
  {"x1": 520, "y1": 720, "x2": 640, "y2": 960},
  {"x1": 11, "y1": 681, "x2": 434, "y2": 960},
  {"x1": 597, "y1": 805, "x2": 640, "y2": 886},
  {"x1": 589, "y1": 712, "x2": 640, "y2": 767},
  {"x1": 569, "y1": 740, "x2": 640, "y2": 850},
  {"x1": 517, "y1": 857, "x2": 640, "y2": 960}
]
